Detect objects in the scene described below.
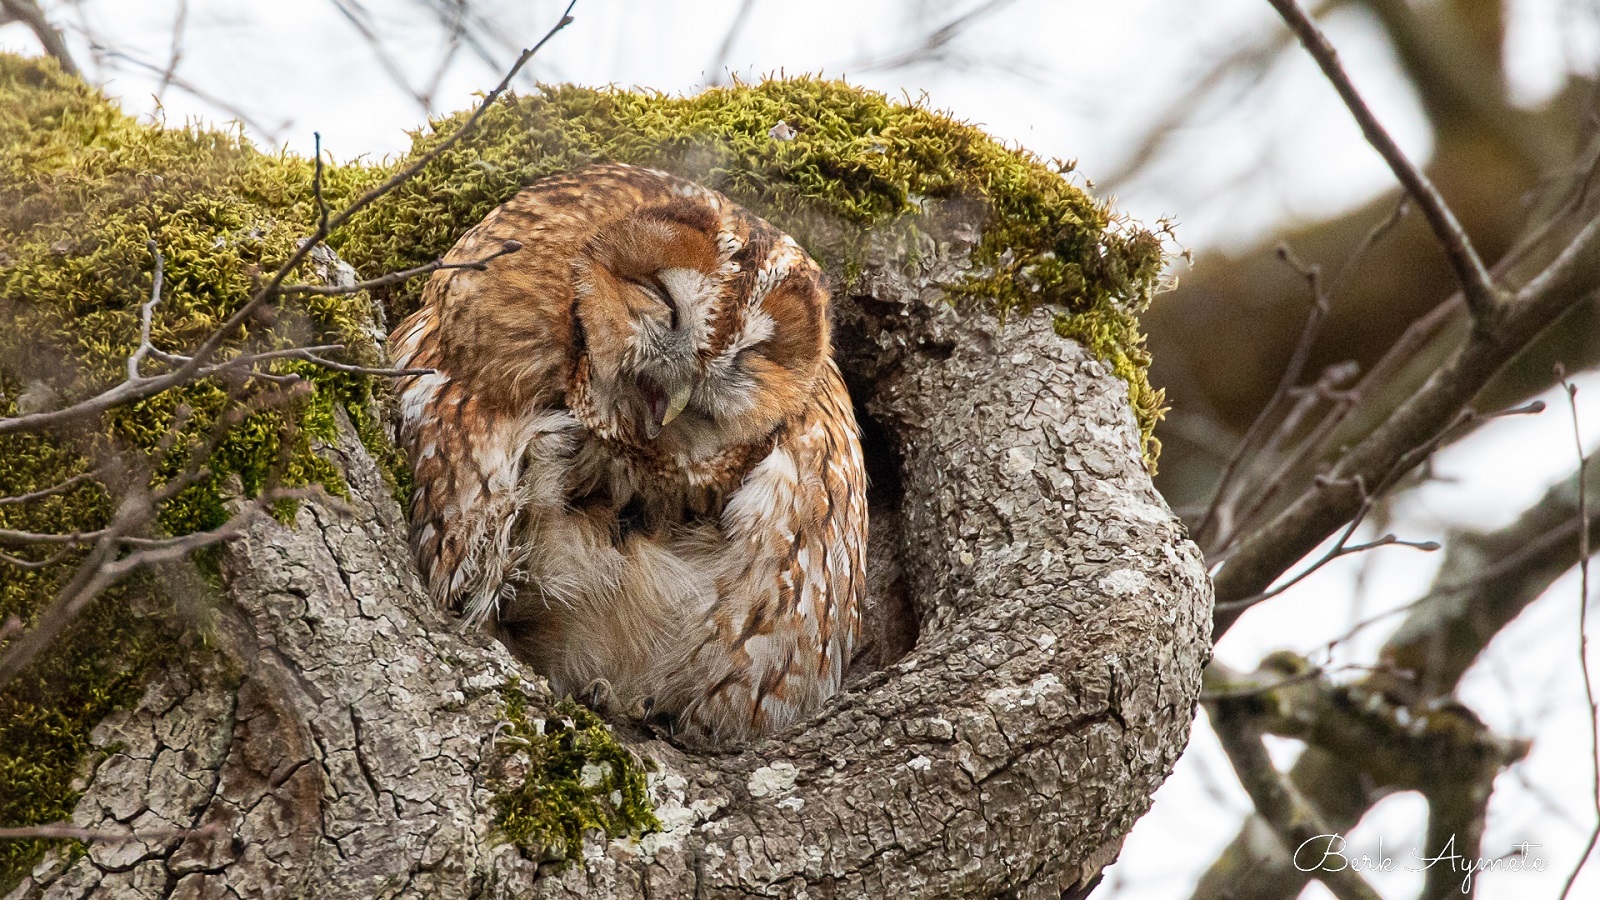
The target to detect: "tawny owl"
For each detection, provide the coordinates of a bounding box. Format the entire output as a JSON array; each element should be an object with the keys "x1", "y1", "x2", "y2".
[{"x1": 388, "y1": 163, "x2": 867, "y2": 744}]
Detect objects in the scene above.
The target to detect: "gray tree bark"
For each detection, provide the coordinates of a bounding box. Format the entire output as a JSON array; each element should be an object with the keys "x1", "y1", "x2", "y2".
[{"x1": 6, "y1": 234, "x2": 1212, "y2": 900}]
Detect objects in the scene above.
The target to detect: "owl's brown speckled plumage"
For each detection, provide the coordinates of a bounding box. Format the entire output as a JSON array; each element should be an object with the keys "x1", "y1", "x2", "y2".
[{"x1": 388, "y1": 164, "x2": 867, "y2": 743}]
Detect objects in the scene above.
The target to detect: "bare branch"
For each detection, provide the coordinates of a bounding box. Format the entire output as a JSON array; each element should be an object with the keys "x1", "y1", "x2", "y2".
[
  {"x1": 1213, "y1": 259, "x2": 1600, "y2": 637},
  {"x1": 1196, "y1": 199, "x2": 1410, "y2": 557},
  {"x1": 0, "y1": 526, "x2": 112, "y2": 548},
  {"x1": 1194, "y1": 242, "x2": 1332, "y2": 550},
  {"x1": 1265, "y1": 0, "x2": 1500, "y2": 321},
  {"x1": 1199, "y1": 457, "x2": 1600, "y2": 898},
  {"x1": 0, "y1": 546, "x2": 78, "y2": 571},
  {"x1": 1215, "y1": 396, "x2": 1545, "y2": 620},
  {"x1": 1216, "y1": 519, "x2": 1439, "y2": 614},
  {"x1": 1209, "y1": 699, "x2": 1386, "y2": 900}
]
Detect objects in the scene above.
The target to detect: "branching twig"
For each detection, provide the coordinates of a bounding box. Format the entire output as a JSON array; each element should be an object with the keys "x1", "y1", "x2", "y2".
[
  {"x1": 0, "y1": 469, "x2": 101, "y2": 507},
  {"x1": 1215, "y1": 395, "x2": 1545, "y2": 618},
  {"x1": 323, "y1": 0, "x2": 576, "y2": 237},
  {"x1": 1215, "y1": 482, "x2": 1440, "y2": 613},
  {"x1": 155, "y1": 0, "x2": 188, "y2": 102},
  {"x1": 0, "y1": 487, "x2": 313, "y2": 688},
  {"x1": 0, "y1": 0, "x2": 580, "y2": 693},
  {"x1": 1196, "y1": 199, "x2": 1410, "y2": 557},
  {"x1": 1266, "y1": 0, "x2": 1500, "y2": 321},
  {"x1": 1195, "y1": 243, "x2": 1332, "y2": 550},
  {"x1": 280, "y1": 240, "x2": 522, "y2": 297}
]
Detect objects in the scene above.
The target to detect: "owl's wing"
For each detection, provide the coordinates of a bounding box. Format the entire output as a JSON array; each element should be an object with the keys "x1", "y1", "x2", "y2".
[
  {"x1": 670, "y1": 361, "x2": 867, "y2": 741},
  {"x1": 388, "y1": 269, "x2": 576, "y2": 628}
]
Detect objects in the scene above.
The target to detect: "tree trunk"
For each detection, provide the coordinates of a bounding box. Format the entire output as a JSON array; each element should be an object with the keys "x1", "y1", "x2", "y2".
[{"x1": 5, "y1": 202, "x2": 1210, "y2": 900}]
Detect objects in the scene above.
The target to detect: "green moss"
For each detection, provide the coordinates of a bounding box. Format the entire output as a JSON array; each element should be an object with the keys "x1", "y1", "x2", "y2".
[
  {"x1": 329, "y1": 79, "x2": 1167, "y2": 458},
  {"x1": 1, "y1": 51, "x2": 1166, "y2": 885},
  {"x1": 491, "y1": 681, "x2": 658, "y2": 861}
]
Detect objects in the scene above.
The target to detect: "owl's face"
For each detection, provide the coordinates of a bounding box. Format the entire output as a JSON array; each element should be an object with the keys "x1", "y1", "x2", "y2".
[{"x1": 572, "y1": 201, "x2": 828, "y2": 456}]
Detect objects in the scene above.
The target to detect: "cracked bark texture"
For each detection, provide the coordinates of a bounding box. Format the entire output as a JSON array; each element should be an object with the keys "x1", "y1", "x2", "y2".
[{"x1": 6, "y1": 233, "x2": 1212, "y2": 900}]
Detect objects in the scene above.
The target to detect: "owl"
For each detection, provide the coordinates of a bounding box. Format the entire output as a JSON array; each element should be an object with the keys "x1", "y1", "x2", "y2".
[{"x1": 388, "y1": 163, "x2": 867, "y2": 744}]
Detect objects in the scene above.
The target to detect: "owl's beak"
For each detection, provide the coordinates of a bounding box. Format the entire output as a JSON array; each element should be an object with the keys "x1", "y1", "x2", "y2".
[
  {"x1": 639, "y1": 375, "x2": 694, "y2": 439},
  {"x1": 659, "y1": 383, "x2": 691, "y2": 429}
]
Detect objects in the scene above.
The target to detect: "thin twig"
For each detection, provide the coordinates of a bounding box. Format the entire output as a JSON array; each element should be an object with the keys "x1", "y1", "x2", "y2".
[
  {"x1": 1195, "y1": 243, "x2": 1331, "y2": 550},
  {"x1": 280, "y1": 240, "x2": 522, "y2": 297},
  {"x1": 1327, "y1": 196, "x2": 1411, "y2": 299},
  {"x1": 706, "y1": 0, "x2": 758, "y2": 86},
  {"x1": 1217, "y1": 398, "x2": 1546, "y2": 618},
  {"x1": 1197, "y1": 199, "x2": 1409, "y2": 557},
  {"x1": 0, "y1": 546, "x2": 78, "y2": 570},
  {"x1": 850, "y1": 0, "x2": 1022, "y2": 73},
  {"x1": 0, "y1": 469, "x2": 101, "y2": 507},
  {"x1": 1265, "y1": 0, "x2": 1500, "y2": 321},
  {"x1": 1558, "y1": 368, "x2": 1598, "y2": 900},
  {"x1": 0, "y1": 494, "x2": 285, "y2": 687},
  {"x1": 323, "y1": 0, "x2": 576, "y2": 237},
  {"x1": 128, "y1": 241, "x2": 164, "y2": 380},
  {"x1": 313, "y1": 132, "x2": 329, "y2": 236},
  {"x1": 156, "y1": 0, "x2": 189, "y2": 102},
  {"x1": 0, "y1": 527, "x2": 113, "y2": 548},
  {"x1": 1216, "y1": 519, "x2": 1439, "y2": 612},
  {"x1": 330, "y1": 0, "x2": 430, "y2": 112},
  {"x1": 419, "y1": 0, "x2": 467, "y2": 110}
]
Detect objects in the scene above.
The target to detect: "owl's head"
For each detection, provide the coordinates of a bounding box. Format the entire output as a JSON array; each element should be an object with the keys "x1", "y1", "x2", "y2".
[{"x1": 570, "y1": 174, "x2": 830, "y2": 456}]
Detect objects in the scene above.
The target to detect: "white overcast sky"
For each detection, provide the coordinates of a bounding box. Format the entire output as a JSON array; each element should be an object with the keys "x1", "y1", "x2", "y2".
[{"x1": 6, "y1": 2, "x2": 1600, "y2": 898}]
